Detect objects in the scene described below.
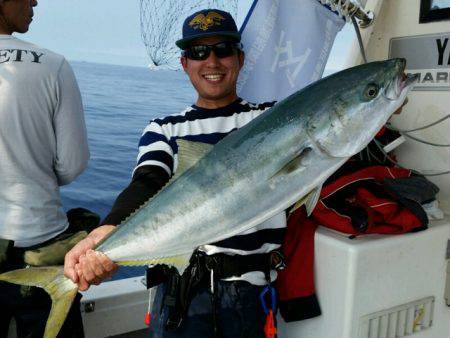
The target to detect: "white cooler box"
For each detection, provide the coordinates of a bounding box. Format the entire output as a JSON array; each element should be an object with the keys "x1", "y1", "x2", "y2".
[{"x1": 279, "y1": 215, "x2": 450, "y2": 338}]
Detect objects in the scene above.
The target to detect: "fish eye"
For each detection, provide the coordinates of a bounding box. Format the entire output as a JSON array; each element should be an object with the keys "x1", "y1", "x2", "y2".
[{"x1": 364, "y1": 83, "x2": 379, "y2": 100}]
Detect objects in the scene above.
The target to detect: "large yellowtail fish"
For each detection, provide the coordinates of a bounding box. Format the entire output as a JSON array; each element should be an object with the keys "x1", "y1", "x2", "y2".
[{"x1": 0, "y1": 59, "x2": 416, "y2": 337}]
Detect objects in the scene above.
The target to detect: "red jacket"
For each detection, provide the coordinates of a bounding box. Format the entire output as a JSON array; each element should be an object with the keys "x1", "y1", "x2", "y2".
[{"x1": 276, "y1": 166, "x2": 428, "y2": 322}]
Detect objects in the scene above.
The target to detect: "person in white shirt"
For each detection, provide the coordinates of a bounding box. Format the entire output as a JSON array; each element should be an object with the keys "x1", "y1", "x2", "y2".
[{"x1": 0, "y1": 1, "x2": 89, "y2": 337}]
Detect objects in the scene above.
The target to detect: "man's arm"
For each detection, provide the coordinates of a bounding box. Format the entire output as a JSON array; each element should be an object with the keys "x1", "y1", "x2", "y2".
[
  {"x1": 53, "y1": 59, "x2": 89, "y2": 186},
  {"x1": 102, "y1": 166, "x2": 170, "y2": 225},
  {"x1": 103, "y1": 118, "x2": 175, "y2": 225},
  {"x1": 65, "y1": 120, "x2": 175, "y2": 289},
  {"x1": 64, "y1": 165, "x2": 170, "y2": 289}
]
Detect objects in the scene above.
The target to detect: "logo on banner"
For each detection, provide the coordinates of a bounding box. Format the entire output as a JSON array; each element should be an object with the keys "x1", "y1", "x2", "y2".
[{"x1": 270, "y1": 31, "x2": 312, "y2": 88}]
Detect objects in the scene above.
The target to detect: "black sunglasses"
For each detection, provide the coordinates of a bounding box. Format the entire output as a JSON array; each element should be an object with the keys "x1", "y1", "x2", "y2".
[{"x1": 182, "y1": 42, "x2": 242, "y2": 61}]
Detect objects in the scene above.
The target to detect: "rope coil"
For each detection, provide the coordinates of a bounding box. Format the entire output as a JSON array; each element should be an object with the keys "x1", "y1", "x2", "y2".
[{"x1": 318, "y1": 0, "x2": 373, "y2": 25}]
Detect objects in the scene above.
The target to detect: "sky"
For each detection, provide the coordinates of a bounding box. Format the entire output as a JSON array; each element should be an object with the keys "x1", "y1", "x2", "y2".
[
  {"x1": 23, "y1": 1, "x2": 148, "y2": 66},
  {"x1": 20, "y1": 0, "x2": 354, "y2": 70}
]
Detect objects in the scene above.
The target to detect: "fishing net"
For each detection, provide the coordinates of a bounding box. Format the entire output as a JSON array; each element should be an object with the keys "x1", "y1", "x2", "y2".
[{"x1": 139, "y1": 0, "x2": 238, "y2": 70}]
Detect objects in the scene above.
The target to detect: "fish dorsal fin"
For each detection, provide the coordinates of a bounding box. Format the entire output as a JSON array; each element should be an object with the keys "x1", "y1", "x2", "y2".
[
  {"x1": 107, "y1": 140, "x2": 213, "y2": 231},
  {"x1": 270, "y1": 146, "x2": 313, "y2": 179},
  {"x1": 289, "y1": 186, "x2": 322, "y2": 216},
  {"x1": 174, "y1": 139, "x2": 213, "y2": 180}
]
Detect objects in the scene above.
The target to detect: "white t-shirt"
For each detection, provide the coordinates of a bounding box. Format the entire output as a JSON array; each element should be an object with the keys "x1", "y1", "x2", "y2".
[{"x1": 0, "y1": 35, "x2": 89, "y2": 247}]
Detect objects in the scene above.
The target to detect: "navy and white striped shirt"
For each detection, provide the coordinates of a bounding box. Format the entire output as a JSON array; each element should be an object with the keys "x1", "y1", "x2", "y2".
[{"x1": 136, "y1": 98, "x2": 286, "y2": 285}]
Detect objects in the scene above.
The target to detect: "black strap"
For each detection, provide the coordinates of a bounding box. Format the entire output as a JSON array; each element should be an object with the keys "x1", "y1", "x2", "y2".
[
  {"x1": 203, "y1": 250, "x2": 284, "y2": 280},
  {"x1": 163, "y1": 252, "x2": 209, "y2": 331},
  {"x1": 148, "y1": 250, "x2": 285, "y2": 332}
]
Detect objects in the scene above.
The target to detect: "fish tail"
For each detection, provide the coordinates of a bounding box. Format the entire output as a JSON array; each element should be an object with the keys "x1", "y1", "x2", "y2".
[{"x1": 0, "y1": 266, "x2": 78, "y2": 338}]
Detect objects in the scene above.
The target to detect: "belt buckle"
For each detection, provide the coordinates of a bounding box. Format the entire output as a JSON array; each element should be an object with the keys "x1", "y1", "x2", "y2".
[{"x1": 165, "y1": 316, "x2": 183, "y2": 331}]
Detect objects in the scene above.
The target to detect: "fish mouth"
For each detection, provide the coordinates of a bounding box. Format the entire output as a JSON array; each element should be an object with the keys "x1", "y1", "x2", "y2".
[
  {"x1": 401, "y1": 72, "x2": 419, "y2": 89},
  {"x1": 383, "y1": 59, "x2": 418, "y2": 100}
]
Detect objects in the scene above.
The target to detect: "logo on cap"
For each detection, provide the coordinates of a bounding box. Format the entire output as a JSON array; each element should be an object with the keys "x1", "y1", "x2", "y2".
[{"x1": 189, "y1": 12, "x2": 225, "y2": 31}]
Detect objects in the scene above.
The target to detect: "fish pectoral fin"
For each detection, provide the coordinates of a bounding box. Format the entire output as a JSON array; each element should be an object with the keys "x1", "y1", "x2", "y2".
[
  {"x1": 306, "y1": 127, "x2": 351, "y2": 158},
  {"x1": 289, "y1": 186, "x2": 322, "y2": 216},
  {"x1": 315, "y1": 138, "x2": 352, "y2": 158},
  {"x1": 270, "y1": 147, "x2": 312, "y2": 179},
  {"x1": 175, "y1": 139, "x2": 213, "y2": 179},
  {"x1": 0, "y1": 266, "x2": 78, "y2": 338},
  {"x1": 118, "y1": 253, "x2": 192, "y2": 275},
  {"x1": 305, "y1": 186, "x2": 322, "y2": 216}
]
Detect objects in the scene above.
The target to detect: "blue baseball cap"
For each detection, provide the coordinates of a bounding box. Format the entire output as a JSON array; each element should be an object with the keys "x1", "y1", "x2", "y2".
[{"x1": 176, "y1": 9, "x2": 241, "y2": 50}]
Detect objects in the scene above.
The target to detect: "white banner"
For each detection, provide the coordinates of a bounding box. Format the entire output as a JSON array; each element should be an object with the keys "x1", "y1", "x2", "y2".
[{"x1": 238, "y1": 0, "x2": 345, "y2": 103}]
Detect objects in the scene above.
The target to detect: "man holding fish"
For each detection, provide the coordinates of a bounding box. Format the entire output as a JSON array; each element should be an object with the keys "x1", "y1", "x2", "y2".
[{"x1": 65, "y1": 9, "x2": 286, "y2": 337}]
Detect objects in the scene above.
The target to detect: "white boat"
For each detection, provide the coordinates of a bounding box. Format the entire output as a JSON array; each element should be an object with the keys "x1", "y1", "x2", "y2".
[
  {"x1": 80, "y1": 277, "x2": 149, "y2": 337},
  {"x1": 8, "y1": 0, "x2": 450, "y2": 337}
]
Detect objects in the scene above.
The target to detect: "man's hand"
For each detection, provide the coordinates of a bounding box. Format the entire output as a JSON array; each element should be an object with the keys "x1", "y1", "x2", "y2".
[{"x1": 64, "y1": 224, "x2": 118, "y2": 291}]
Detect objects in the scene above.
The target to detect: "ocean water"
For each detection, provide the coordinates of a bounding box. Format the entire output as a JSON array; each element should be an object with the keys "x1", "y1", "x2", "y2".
[
  {"x1": 61, "y1": 61, "x2": 196, "y2": 279},
  {"x1": 61, "y1": 61, "x2": 195, "y2": 217}
]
